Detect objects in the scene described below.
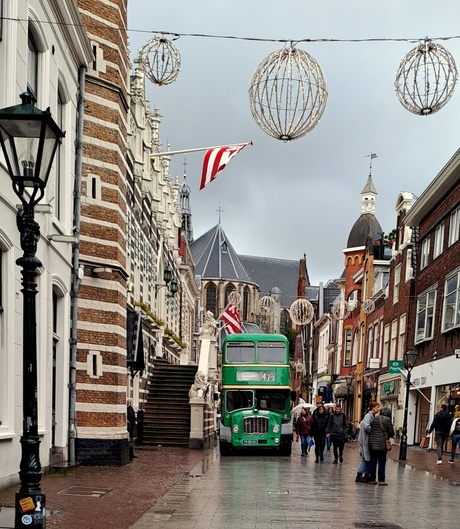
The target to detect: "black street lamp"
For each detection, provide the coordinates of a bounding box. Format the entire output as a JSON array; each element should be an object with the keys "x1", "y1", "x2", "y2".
[
  {"x1": 0, "y1": 93, "x2": 64, "y2": 529},
  {"x1": 345, "y1": 374, "x2": 354, "y2": 421},
  {"x1": 399, "y1": 349, "x2": 418, "y2": 461},
  {"x1": 155, "y1": 266, "x2": 178, "y2": 296}
]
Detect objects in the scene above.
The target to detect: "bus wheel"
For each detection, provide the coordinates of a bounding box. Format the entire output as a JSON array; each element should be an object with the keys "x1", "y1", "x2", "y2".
[
  {"x1": 220, "y1": 441, "x2": 231, "y2": 456},
  {"x1": 279, "y1": 442, "x2": 292, "y2": 456}
]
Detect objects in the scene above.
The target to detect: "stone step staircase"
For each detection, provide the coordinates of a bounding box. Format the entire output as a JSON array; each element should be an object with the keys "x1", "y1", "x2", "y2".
[{"x1": 141, "y1": 360, "x2": 197, "y2": 446}]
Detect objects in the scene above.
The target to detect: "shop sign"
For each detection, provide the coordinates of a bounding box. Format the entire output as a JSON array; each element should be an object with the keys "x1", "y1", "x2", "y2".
[
  {"x1": 388, "y1": 360, "x2": 403, "y2": 374},
  {"x1": 383, "y1": 381, "x2": 395, "y2": 395}
]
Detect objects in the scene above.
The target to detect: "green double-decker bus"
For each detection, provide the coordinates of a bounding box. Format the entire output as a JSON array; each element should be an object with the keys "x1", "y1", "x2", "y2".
[{"x1": 219, "y1": 333, "x2": 294, "y2": 456}]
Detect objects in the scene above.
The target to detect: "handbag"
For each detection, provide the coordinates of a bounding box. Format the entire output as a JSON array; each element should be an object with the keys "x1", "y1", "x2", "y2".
[{"x1": 380, "y1": 416, "x2": 392, "y2": 452}]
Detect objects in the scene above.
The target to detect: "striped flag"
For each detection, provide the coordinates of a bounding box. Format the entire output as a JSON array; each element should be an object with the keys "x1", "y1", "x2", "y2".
[
  {"x1": 219, "y1": 303, "x2": 242, "y2": 334},
  {"x1": 200, "y1": 143, "x2": 250, "y2": 190}
]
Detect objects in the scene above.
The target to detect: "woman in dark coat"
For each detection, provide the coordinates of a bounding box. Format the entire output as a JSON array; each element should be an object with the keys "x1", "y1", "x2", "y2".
[
  {"x1": 368, "y1": 407, "x2": 394, "y2": 485},
  {"x1": 311, "y1": 405, "x2": 329, "y2": 463},
  {"x1": 295, "y1": 408, "x2": 313, "y2": 456}
]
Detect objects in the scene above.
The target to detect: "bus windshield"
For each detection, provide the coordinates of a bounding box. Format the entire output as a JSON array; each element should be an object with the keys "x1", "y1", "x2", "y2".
[
  {"x1": 226, "y1": 342, "x2": 255, "y2": 363},
  {"x1": 226, "y1": 390, "x2": 254, "y2": 412},
  {"x1": 257, "y1": 342, "x2": 287, "y2": 363}
]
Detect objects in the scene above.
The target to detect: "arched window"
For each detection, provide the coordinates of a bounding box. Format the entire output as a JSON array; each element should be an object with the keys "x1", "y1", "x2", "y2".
[
  {"x1": 206, "y1": 283, "x2": 217, "y2": 314},
  {"x1": 243, "y1": 287, "x2": 249, "y2": 321},
  {"x1": 280, "y1": 310, "x2": 291, "y2": 333},
  {"x1": 224, "y1": 284, "x2": 235, "y2": 307}
]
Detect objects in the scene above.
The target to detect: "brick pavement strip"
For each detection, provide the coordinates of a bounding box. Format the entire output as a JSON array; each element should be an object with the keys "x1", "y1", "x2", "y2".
[{"x1": 0, "y1": 446, "x2": 207, "y2": 529}]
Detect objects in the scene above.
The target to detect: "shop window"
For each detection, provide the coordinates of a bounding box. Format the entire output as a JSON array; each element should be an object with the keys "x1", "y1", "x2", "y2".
[{"x1": 416, "y1": 290, "x2": 436, "y2": 342}]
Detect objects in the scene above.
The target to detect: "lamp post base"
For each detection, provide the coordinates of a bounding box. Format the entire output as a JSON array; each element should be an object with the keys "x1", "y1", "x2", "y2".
[{"x1": 14, "y1": 492, "x2": 46, "y2": 528}]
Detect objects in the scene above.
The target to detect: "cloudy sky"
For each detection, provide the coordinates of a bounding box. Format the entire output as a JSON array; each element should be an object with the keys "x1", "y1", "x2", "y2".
[{"x1": 127, "y1": 1, "x2": 460, "y2": 287}]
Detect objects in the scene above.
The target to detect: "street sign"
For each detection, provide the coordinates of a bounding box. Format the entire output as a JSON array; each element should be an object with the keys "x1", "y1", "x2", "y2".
[
  {"x1": 388, "y1": 360, "x2": 403, "y2": 374},
  {"x1": 455, "y1": 349, "x2": 460, "y2": 359}
]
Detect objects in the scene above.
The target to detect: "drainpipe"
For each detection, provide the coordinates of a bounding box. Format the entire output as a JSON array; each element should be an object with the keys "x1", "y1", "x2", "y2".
[{"x1": 68, "y1": 66, "x2": 86, "y2": 465}]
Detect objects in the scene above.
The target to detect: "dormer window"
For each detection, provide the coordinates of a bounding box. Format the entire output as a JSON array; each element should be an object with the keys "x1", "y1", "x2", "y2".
[{"x1": 221, "y1": 241, "x2": 228, "y2": 253}]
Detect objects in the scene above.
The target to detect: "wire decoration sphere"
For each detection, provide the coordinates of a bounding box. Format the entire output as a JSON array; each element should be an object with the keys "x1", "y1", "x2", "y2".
[
  {"x1": 139, "y1": 35, "x2": 181, "y2": 86},
  {"x1": 361, "y1": 299, "x2": 375, "y2": 314},
  {"x1": 332, "y1": 299, "x2": 350, "y2": 321},
  {"x1": 289, "y1": 298, "x2": 314, "y2": 326},
  {"x1": 227, "y1": 291, "x2": 241, "y2": 306},
  {"x1": 259, "y1": 295, "x2": 275, "y2": 315},
  {"x1": 395, "y1": 39, "x2": 458, "y2": 116},
  {"x1": 248, "y1": 44, "x2": 328, "y2": 141}
]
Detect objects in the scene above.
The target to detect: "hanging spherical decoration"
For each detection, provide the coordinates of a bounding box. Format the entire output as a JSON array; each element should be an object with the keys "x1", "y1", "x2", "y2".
[
  {"x1": 139, "y1": 35, "x2": 181, "y2": 86},
  {"x1": 395, "y1": 39, "x2": 458, "y2": 116},
  {"x1": 361, "y1": 299, "x2": 375, "y2": 314},
  {"x1": 289, "y1": 298, "x2": 314, "y2": 326},
  {"x1": 228, "y1": 290, "x2": 241, "y2": 306},
  {"x1": 259, "y1": 295, "x2": 275, "y2": 315},
  {"x1": 332, "y1": 299, "x2": 350, "y2": 321},
  {"x1": 248, "y1": 43, "x2": 328, "y2": 141}
]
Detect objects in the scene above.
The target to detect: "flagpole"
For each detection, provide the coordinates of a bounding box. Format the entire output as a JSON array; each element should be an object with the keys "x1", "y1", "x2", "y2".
[{"x1": 150, "y1": 141, "x2": 253, "y2": 158}]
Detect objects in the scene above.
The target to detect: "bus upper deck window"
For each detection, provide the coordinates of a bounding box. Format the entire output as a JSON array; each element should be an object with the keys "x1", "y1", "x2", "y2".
[
  {"x1": 226, "y1": 342, "x2": 255, "y2": 363},
  {"x1": 257, "y1": 342, "x2": 286, "y2": 363}
]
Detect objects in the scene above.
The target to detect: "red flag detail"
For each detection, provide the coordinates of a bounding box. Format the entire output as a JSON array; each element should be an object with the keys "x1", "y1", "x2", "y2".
[
  {"x1": 200, "y1": 144, "x2": 249, "y2": 190},
  {"x1": 219, "y1": 304, "x2": 242, "y2": 334}
]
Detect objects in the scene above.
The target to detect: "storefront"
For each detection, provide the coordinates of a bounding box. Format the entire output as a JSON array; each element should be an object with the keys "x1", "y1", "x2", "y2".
[{"x1": 378, "y1": 373, "x2": 403, "y2": 443}]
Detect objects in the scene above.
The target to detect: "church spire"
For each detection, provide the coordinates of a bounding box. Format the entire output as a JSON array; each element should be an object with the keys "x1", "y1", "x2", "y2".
[
  {"x1": 361, "y1": 153, "x2": 378, "y2": 215},
  {"x1": 179, "y1": 155, "x2": 193, "y2": 243}
]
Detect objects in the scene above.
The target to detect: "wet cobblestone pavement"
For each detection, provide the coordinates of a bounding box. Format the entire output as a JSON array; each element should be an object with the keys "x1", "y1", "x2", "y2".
[
  {"x1": 1, "y1": 442, "x2": 459, "y2": 528},
  {"x1": 131, "y1": 443, "x2": 460, "y2": 529}
]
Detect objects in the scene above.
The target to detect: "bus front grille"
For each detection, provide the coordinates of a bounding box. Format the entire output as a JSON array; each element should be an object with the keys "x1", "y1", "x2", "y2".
[{"x1": 243, "y1": 416, "x2": 268, "y2": 434}]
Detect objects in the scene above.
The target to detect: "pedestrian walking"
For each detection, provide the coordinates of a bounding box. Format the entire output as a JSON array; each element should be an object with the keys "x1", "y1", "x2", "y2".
[
  {"x1": 295, "y1": 408, "x2": 313, "y2": 456},
  {"x1": 427, "y1": 404, "x2": 452, "y2": 465},
  {"x1": 449, "y1": 414, "x2": 460, "y2": 463},
  {"x1": 326, "y1": 406, "x2": 333, "y2": 450},
  {"x1": 311, "y1": 404, "x2": 328, "y2": 463},
  {"x1": 356, "y1": 401, "x2": 380, "y2": 482},
  {"x1": 368, "y1": 407, "x2": 394, "y2": 485},
  {"x1": 326, "y1": 404, "x2": 348, "y2": 463},
  {"x1": 127, "y1": 398, "x2": 138, "y2": 459},
  {"x1": 454, "y1": 404, "x2": 460, "y2": 419}
]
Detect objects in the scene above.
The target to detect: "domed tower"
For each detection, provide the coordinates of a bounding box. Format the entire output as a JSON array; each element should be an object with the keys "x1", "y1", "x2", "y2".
[{"x1": 347, "y1": 174, "x2": 383, "y2": 248}]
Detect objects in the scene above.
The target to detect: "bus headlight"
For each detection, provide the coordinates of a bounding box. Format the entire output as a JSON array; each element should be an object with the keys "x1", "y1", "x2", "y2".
[
  {"x1": 272, "y1": 425, "x2": 280, "y2": 433},
  {"x1": 232, "y1": 425, "x2": 239, "y2": 433},
  {"x1": 274, "y1": 438, "x2": 280, "y2": 444}
]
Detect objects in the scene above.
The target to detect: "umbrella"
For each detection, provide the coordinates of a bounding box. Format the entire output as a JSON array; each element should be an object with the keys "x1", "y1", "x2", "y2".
[{"x1": 291, "y1": 402, "x2": 316, "y2": 415}]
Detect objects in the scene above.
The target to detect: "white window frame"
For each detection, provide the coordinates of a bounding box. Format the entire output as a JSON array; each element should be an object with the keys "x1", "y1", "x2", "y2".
[
  {"x1": 382, "y1": 324, "x2": 390, "y2": 368},
  {"x1": 433, "y1": 223, "x2": 444, "y2": 259},
  {"x1": 415, "y1": 289, "x2": 436, "y2": 343},
  {"x1": 420, "y1": 238, "x2": 430, "y2": 270},
  {"x1": 442, "y1": 271, "x2": 460, "y2": 332},
  {"x1": 352, "y1": 328, "x2": 359, "y2": 366},
  {"x1": 393, "y1": 264, "x2": 401, "y2": 304},
  {"x1": 390, "y1": 319, "x2": 398, "y2": 361},
  {"x1": 343, "y1": 328, "x2": 352, "y2": 367},
  {"x1": 449, "y1": 206, "x2": 460, "y2": 247},
  {"x1": 398, "y1": 314, "x2": 406, "y2": 360}
]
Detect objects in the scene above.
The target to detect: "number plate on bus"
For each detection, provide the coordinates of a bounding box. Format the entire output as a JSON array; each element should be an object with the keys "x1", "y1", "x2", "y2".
[{"x1": 243, "y1": 440, "x2": 258, "y2": 445}]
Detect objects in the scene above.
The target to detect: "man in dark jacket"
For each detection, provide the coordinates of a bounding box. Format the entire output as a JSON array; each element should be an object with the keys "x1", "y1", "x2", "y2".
[
  {"x1": 428, "y1": 404, "x2": 452, "y2": 465},
  {"x1": 326, "y1": 404, "x2": 348, "y2": 463},
  {"x1": 311, "y1": 404, "x2": 329, "y2": 463}
]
